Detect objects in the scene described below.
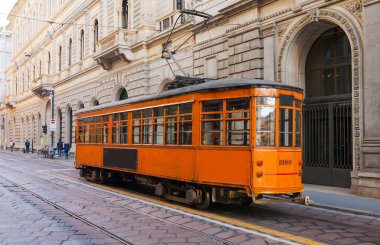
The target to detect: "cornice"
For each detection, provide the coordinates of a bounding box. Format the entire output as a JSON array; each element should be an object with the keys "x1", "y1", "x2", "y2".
[{"x1": 363, "y1": 0, "x2": 380, "y2": 6}]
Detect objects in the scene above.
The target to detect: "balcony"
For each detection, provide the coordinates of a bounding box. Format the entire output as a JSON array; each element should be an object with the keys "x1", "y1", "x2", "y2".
[
  {"x1": 94, "y1": 29, "x2": 137, "y2": 70},
  {"x1": 31, "y1": 75, "x2": 53, "y2": 98},
  {"x1": 4, "y1": 95, "x2": 16, "y2": 108}
]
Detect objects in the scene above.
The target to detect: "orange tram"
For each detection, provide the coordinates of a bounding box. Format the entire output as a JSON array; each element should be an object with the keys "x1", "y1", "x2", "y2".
[{"x1": 75, "y1": 78, "x2": 310, "y2": 209}]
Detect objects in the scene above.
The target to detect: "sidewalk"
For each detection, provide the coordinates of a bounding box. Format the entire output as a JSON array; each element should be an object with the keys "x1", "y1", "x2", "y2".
[{"x1": 303, "y1": 184, "x2": 380, "y2": 216}]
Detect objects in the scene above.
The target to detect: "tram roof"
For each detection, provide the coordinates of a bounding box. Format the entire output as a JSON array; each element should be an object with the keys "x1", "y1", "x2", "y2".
[{"x1": 77, "y1": 78, "x2": 303, "y2": 115}]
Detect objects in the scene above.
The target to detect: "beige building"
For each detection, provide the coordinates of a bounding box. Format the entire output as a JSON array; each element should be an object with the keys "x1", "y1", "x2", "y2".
[{"x1": 1, "y1": 0, "x2": 380, "y2": 198}]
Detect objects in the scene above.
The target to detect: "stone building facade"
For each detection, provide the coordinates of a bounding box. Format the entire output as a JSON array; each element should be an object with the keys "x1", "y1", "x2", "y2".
[
  {"x1": 1, "y1": 0, "x2": 380, "y2": 198},
  {"x1": 0, "y1": 28, "x2": 12, "y2": 148}
]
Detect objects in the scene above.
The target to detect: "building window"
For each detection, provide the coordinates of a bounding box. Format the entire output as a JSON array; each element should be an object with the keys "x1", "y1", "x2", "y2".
[
  {"x1": 205, "y1": 56, "x2": 217, "y2": 79},
  {"x1": 80, "y1": 30, "x2": 84, "y2": 59},
  {"x1": 305, "y1": 27, "x2": 352, "y2": 98},
  {"x1": 58, "y1": 46, "x2": 62, "y2": 71},
  {"x1": 47, "y1": 52, "x2": 51, "y2": 74},
  {"x1": 175, "y1": 0, "x2": 183, "y2": 10},
  {"x1": 93, "y1": 19, "x2": 98, "y2": 52},
  {"x1": 68, "y1": 38, "x2": 72, "y2": 66},
  {"x1": 122, "y1": 0, "x2": 129, "y2": 29},
  {"x1": 118, "y1": 88, "x2": 128, "y2": 101}
]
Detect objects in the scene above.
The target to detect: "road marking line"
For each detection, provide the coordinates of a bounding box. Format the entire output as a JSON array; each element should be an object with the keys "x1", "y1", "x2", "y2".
[{"x1": 46, "y1": 172, "x2": 326, "y2": 245}]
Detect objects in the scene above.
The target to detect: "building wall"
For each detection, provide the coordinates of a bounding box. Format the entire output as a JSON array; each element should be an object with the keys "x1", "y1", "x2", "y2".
[{"x1": 1, "y1": 0, "x2": 379, "y2": 198}]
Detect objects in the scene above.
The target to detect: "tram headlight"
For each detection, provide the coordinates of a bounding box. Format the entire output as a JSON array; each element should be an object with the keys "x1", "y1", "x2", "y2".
[
  {"x1": 257, "y1": 160, "x2": 263, "y2": 166},
  {"x1": 256, "y1": 171, "x2": 263, "y2": 178}
]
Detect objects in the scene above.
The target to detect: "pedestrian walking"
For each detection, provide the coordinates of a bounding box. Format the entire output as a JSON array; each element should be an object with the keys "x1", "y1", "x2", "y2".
[
  {"x1": 10, "y1": 140, "x2": 15, "y2": 152},
  {"x1": 57, "y1": 139, "x2": 63, "y2": 156},
  {"x1": 63, "y1": 142, "x2": 70, "y2": 160},
  {"x1": 25, "y1": 139, "x2": 30, "y2": 153}
]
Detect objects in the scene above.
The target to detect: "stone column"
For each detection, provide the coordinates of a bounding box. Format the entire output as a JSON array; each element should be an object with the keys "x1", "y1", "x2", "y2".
[{"x1": 359, "y1": 1, "x2": 380, "y2": 198}]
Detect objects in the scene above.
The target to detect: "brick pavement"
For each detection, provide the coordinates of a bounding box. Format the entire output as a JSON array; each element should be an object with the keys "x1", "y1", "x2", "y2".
[
  {"x1": 2, "y1": 150, "x2": 380, "y2": 245},
  {"x1": 0, "y1": 153, "x2": 284, "y2": 245},
  {"x1": 0, "y1": 176, "x2": 118, "y2": 245}
]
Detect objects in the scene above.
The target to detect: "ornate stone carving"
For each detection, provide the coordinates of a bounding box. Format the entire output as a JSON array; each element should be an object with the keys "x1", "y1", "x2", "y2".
[
  {"x1": 261, "y1": 25, "x2": 275, "y2": 38},
  {"x1": 343, "y1": 1, "x2": 362, "y2": 21},
  {"x1": 276, "y1": 24, "x2": 289, "y2": 43},
  {"x1": 277, "y1": 8, "x2": 363, "y2": 171},
  {"x1": 307, "y1": 8, "x2": 320, "y2": 22}
]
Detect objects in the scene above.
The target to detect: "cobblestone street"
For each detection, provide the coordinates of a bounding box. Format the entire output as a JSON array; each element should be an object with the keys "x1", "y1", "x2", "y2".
[{"x1": 0, "y1": 150, "x2": 379, "y2": 245}]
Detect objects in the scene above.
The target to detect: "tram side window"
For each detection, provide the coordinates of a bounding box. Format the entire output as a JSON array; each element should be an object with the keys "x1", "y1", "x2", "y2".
[
  {"x1": 154, "y1": 107, "x2": 164, "y2": 144},
  {"x1": 279, "y1": 95, "x2": 294, "y2": 147},
  {"x1": 179, "y1": 103, "x2": 192, "y2": 145},
  {"x1": 256, "y1": 97, "x2": 275, "y2": 146},
  {"x1": 84, "y1": 118, "x2": 90, "y2": 143},
  {"x1": 89, "y1": 118, "x2": 96, "y2": 143},
  {"x1": 102, "y1": 115, "x2": 109, "y2": 144},
  {"x1": 120, "y1": 112, "x2": 128, "y2": 144},
  {"x1": 112, "y1": 114, "x2": 120, "y2": 144},
  {"x1": 132, "y1": 111, "x2": 141, "y2": 144},
  {"x1": 112, "y1": 112, "x2": 128, "y2": 144},
  {"x1": 295, "y1": 100, "x2": 302, "y2": 147},
  {"x1": 202, "y1": 100, "x2": 223, "y2": 145},
  {"x1": 94, "y1": 116, "x2": 101, "y2": 143},
  {"x1": 165, "y1": 105, "x2": 178, "y2": 144},
  {"x1": 78, "y1": 119, "x2": 84, "y2": 143},
  {"x1": 226, "y1": 98, "x2": 250, "y2": 146},
  {"x1": 142, "y1": 109, "x2": 153, "y2": 144}
]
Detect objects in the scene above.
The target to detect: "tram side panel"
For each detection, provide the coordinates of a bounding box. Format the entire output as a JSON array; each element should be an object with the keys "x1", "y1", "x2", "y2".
[
  {"x1": 76, "y1": 144, "x2": 103, "y2": 168},
  {"x1": 137, "y1": 147, "x2": 197, "y2": 182},
  {"x1": 197, "y1": 148, "x2": 251, "y2": 188}
]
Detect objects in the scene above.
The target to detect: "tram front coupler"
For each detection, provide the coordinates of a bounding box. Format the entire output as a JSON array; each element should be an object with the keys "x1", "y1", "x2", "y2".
[
  {"x1": 252, "y1": 194, "x2": 312, "y2": 206},
  {"x1": 294, "y1": 195, "x2": 311, "y2": 205}
]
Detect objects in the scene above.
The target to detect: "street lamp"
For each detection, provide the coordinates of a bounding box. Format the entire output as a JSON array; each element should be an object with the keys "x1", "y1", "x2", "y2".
[{"x1": 42, "y1": 86, "x2": 55, "y2": 152}]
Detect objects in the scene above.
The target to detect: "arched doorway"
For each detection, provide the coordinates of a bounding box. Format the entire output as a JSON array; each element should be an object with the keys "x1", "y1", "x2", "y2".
[{"x1": 303, "y1": 27, "x2": 352, "y2": 187}]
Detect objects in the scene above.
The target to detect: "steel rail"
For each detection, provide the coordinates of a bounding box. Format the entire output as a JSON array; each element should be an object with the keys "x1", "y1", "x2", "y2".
[{"x1": 0, "y1": 174, "x2": 134, "y2": 245}]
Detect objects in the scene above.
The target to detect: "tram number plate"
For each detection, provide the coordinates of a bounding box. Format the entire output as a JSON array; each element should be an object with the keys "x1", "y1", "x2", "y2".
[{"x1": 279, "y1": 160, "x2": 292, "y2": 165}]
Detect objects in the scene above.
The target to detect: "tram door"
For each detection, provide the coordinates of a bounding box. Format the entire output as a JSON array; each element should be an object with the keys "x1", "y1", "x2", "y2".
[{"x1": 302, "y1": 27, "x2": 353, "y2": 188}]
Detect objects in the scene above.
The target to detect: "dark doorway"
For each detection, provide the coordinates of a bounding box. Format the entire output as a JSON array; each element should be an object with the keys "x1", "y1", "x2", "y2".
[{"x1": 303, "y1": 27, "x2": 353, "y2": 188}]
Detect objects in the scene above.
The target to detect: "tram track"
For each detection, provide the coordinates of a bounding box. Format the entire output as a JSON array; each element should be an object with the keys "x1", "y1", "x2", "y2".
[
  {"x1": 43, "y1": 170, "x2": 380, "y2": 244},
  {"x1": 0, "y1": 163, "x2": 282, "y2": 245},
  {"x1": 58, "y1": 171, "x2": 380, "y2": 233},
  {"x1": 0, "y1": 174, "x2": 134, "y2": 245},
  {"x1": 1, "y1": 155, "x2": 378, "y2": 245}
]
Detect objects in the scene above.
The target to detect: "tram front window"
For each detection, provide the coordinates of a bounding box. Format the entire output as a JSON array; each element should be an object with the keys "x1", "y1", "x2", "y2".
[
  {"x1": 279, "y1": 95, "x2": 294, "y2": 147},
  {"x1": 256, "y1": 97, "x2": 275, "y2": 146}
]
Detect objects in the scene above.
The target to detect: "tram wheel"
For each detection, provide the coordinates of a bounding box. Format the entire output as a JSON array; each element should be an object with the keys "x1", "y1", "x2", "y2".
[
  {"x1": 79, "y1": 168, "x2": 85, "y2": 177},
  {"x1": 195, "y1": 188, "x2": 211, "y2": 210},
  {"x1": 99, "y1": 169, "x2": 107, "y2": 184}
]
